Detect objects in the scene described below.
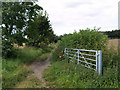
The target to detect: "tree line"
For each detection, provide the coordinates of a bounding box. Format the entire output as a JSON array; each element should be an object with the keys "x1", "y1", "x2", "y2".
[
  {"x1": 2, "y1": 1, "x2": 58, "y2": 58},
  {"x1": 103, "y1": 30, "x2": 120, "y2": 39}
]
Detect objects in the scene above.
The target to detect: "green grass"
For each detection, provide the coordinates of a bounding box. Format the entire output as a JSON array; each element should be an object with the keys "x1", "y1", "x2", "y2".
[
  {"x1": 43, "y1": 60, "x2": 118, "y2": 88},
  {"x1": 35, "y1": 53, "x2": 50, "y2": 62},
  {"x1": 43, "y1": 45, "x2": 119, "y2": 88},
  {"x1": 42, "y1": 30, "x2": 119, "y2": 88},
  {"x1": 2, "y1": 59, "x2": 33, "y2": 88},
  {"x1": 2, "y1": 46, "x2": 52, "y2": 88},
  {"x1": 15, "y1": 76, "x2": 43, "y2": 88},
  {"x1": 16, "y1": 47, "x2": 43, "y2": 64}
]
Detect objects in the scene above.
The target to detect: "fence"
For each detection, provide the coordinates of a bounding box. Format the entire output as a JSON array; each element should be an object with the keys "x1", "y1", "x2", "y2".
[{"x1": 64, "y1": 48, "x2": 102, "y2": 75}]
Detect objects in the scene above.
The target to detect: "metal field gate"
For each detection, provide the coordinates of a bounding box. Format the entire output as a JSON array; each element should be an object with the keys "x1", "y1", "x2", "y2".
[{"x1": 64, "y1": 48, "x2": 102, "y2": 75}]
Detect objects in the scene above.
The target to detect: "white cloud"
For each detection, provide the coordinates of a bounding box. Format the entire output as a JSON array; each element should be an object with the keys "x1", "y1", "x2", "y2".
[{"x1": 37, "y1": 0, "x2": 119, "y2": 35}]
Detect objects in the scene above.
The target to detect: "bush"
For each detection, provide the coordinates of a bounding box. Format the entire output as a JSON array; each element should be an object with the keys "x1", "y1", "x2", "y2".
[
  {"x1": 50, "y1": 28, "x2": 109, "y2": 63},
  {"x1": 50, "y1": 41, "x2": 62, "y2": 64},
  {"x1": 2, "y1": 40, "x2": 17, "y2": 58},
  {"x1": 46, "y1": 28, "x2": 119, "y2": 88},
  {"x1": 102, "y1": 47, "x2": 118, "y2": 69}
]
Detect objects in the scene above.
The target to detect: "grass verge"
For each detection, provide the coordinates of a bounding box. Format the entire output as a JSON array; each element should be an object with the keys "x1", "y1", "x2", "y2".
[
  {"x1": 2, "y1": 46, "x2": 52, "y2": 88},
  {"x1": 2, "y1": 59, "x2": 33, "y2": 88},
  {"x1": 43, "y1": 60, "x2": 118, "y2": 88},
  {"x1": 15, "y1": 76, "x2": 43, "y2": 88}
]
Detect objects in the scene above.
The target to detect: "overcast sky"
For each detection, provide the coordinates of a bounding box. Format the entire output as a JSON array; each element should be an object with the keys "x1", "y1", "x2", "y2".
[{"x1": 37, "y1": 0, "x2": 119, "y2": 36}]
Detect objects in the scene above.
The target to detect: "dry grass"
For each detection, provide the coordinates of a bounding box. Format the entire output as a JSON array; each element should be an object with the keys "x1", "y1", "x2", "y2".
[
  {"x1": 13, "y1": 43, "x2": 26, "y2": 49},
  {"x1": 107, "y1": 39, "x2": 119, "y2": 51}
]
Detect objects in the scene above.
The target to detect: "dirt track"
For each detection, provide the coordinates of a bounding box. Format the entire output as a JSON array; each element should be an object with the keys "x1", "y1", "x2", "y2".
[{"x1": 28, "y1": 54, "x2": 51, "y2": 88}]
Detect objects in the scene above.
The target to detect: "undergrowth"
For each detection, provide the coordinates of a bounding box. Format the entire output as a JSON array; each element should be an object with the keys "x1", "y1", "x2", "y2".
[
  {"x1": 35, "y1": 53, "x2": 50, "y2": 62},
  {"x1": 2, "y1": 46, "x2": 53, "y2": 88},
  {"x1": 15, "y1": 76, "x2": 43, "y2": 88},
  {"x1": 43, "y1": 57, "x2": 118, "y2": 88},
  {"x1": 2, "y1": 59, "x2": 33, "y2": 88},
  {"x1": 43, "y1": 29, "x2": 119, "y2": 88}
]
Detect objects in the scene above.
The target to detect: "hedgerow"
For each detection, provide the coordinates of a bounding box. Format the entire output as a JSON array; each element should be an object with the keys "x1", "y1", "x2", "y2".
[{"x1": 46, "y1": 28, "x2": 119, "y2": 88}]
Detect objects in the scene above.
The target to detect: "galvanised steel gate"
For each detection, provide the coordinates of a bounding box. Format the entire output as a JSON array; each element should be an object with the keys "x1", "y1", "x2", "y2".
[{"x1": 64, "y1": 48, "x2": 102, "y2": 75}]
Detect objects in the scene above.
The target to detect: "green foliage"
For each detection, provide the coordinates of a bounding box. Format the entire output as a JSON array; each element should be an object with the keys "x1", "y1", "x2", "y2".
[
  {"x1": 16, "y1": 47, "x2": 43, "y2": 64},
  {"x1": 2, "y1": 59, "x2": 33, "y2": 88},
  {"x1": 2, "y1": 2, "x2": 42, "y2": 58},
  {"x1": 2, "y1": 45, "x2": 54, "y2": 88},
  {"x1": 43, "y1": 58, "x2": 118, "y2": 88},
  {"x1": 15, "y1": 76, "x2": 43, "y2": 88},
  {"x1": 102, "y1": 47, "x2": 118, "y2": 69},
  {"x1": 50, "y1": 41, "x2": 62, "y2": 64},
  {"x1": 42, "y1": 44, "x2": 55, "y2": 53},
  {"x1": 25, "y1": 11, "x2": 55, "y2": 48},
  {"x1": 47, "y1": 28, "x2": 119, "y2": 88},
  {"x1": 2, "y1": 40, "x2": 17, "y2": 58},
  {"x1": 60, "y1": 28, "x2": 108, "y2": 50},
  {"x1": 50, "y1": 28, "x2": 109, "y2": 63},
  {"x1": 2, "y1": 47, "x2": 44, "y2": 88},
  {"x1": 104, "y1": 29, "x2": 120, "y2": 39},
  {"x1": 35, "y1": 53, "x2": 50, "y2": 62}
]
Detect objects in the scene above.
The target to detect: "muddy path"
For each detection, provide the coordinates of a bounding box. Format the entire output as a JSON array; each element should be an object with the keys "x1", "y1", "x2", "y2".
[{"x1": 28, "y1": 54, "x2": 51, "y2": 88}]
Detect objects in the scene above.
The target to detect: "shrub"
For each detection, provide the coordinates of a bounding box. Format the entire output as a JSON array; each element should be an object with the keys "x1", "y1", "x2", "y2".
[
  {"x1": 47, "y1": 28, "x2": 119, "y2": 88},
  {"x1": 2, "y1": 40, "x2": 18, "y2": 58},
  {"x1": 50, "y1": 28, "x2": 109, "y2": 63}
]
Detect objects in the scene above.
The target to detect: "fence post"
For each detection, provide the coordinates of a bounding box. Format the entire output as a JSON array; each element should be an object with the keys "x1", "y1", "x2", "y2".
[
  {"x1": 96, "y1": 51, "x2": 98, "y2": 71},
  {"x1": 98, "y1": 50, "x2": 102, "y2": 75},
  {"x1": 64, "y1": 48, "x2": 66, "y2": 55},
  {"x1": 77, "y1": 49, "x2": 79, "y2": 64}
]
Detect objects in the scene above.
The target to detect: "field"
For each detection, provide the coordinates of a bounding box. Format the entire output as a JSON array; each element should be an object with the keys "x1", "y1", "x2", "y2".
[{"x1": 107, "y1": 39, "x2": 119, "y2": 51}]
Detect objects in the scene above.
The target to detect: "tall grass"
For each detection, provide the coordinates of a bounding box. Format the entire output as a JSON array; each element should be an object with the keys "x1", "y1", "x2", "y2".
[
  {"x1": 2, "y1": 59, "x2": 33, "y2": 88},
  {"x1": 43, "y1": 29, "x2": 119, "y2": 88},
  {"x1": 16, "y1": 47, "x2": 43, "y2": 64},
  {"x1": 43, "y1": 49, "x2": 118, "y2": 88},
  {"x1": 15, "y1": 76, "x2": 43, "y2": 88},
  {"x1": 2, "y1": 46, "x2": 43, "y2": 88},
  {"x1": 35, "y1": 53, "x2": 50, "y2": 62}
]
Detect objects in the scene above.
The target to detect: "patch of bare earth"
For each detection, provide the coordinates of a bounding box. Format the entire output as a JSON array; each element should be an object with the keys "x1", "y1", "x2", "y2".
[{"x1": 27, "y1": 54, "x2": 51, "y2": 88}]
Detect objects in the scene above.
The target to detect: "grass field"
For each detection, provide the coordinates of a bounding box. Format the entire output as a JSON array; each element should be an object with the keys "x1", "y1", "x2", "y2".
[{"x1": 107, "y1": 39, "x2": 119, "y2": 51}]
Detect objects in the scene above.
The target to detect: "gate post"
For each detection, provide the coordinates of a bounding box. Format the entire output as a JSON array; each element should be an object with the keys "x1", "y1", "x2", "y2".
[
  {"x1": 77, "y1": 49, "x2": 79, "y2": 64},
  {"x1": 96, "y1": 51, "x2": 98, "y2": 71},
  {"x1": 98, "y1": 50, "x2": 102, "y2": 75},
  {"x1": 64, "y1": 48, "x2": 66, "y2": 56}
]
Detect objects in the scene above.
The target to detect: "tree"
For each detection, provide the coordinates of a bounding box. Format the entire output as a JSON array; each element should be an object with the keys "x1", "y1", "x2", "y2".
[
  {"x1": 104, "y1": 30, "x2": 120, "y2": 39},
  {"x1": 25, "y1": 11, "x2": 55, "y2": 48},
  {"x1": 2, "y1": 2, "x2": 42, "y2": 58}
]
